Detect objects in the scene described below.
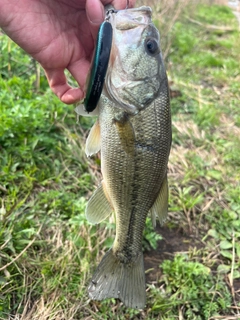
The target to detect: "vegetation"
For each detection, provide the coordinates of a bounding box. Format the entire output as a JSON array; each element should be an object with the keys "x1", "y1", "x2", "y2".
[{"x1": 0, "y1": 1, "x2": 240, "y2": 319}]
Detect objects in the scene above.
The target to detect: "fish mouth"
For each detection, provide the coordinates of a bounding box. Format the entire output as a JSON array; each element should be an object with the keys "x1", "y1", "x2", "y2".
[{"x1": 113, "y1": 6, "x2": 152, "y2": 30}]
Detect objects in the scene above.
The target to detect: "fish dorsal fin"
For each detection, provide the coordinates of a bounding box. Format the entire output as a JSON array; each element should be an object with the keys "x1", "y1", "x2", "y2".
[
  {"x1": 86, "y1": 181, "x2": 113, "y2": 224},
  {"x1": 149, "y1": 174, "x2": 169, "y2": 228},
  {"x1": 85, "y1": 120, "x2": 101, "y2": 157}
]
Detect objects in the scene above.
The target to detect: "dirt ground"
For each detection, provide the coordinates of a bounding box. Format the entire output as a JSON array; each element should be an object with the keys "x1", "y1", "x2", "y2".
[
  {"x1": 144, "y1": 226, "x2": 240, "y2": 303},
  {"x1": 144, "y1": 226, "x2": 203, "y2": 283}
]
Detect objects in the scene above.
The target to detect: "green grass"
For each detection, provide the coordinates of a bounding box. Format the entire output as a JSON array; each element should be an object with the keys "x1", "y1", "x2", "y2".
[{"x1": 1, "y1": 1, "x2": 240, "y2": 319}]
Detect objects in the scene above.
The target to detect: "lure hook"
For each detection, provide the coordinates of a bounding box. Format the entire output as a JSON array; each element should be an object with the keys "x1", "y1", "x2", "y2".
[{"x1": 105, "y1": 8, "x2": 118, "y2": 21}]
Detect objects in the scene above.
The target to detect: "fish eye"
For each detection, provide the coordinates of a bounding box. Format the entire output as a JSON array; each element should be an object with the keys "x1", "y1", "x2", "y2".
[{"x1": 145, "y1": 38, "x2": 160, "y2": 56}]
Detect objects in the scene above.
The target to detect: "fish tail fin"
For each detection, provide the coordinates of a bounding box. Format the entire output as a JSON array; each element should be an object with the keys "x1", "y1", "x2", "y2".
[{"x1": 88, "y1": 249, "x2": 146, "y2": 309}]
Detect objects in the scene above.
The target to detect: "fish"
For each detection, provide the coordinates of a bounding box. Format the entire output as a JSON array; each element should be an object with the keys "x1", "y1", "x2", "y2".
[{"x1": 77, "y1": 6, "x2": 171, "y2": 309}]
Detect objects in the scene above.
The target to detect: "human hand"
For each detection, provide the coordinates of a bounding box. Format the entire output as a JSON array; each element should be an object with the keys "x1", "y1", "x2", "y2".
[{"x1": 0, "y1": 0, "x2": 135, "y2": 104}]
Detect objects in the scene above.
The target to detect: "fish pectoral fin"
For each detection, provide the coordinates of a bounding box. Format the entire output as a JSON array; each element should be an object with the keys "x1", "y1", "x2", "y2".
[
  {"x1": 86, "y1": 181, "x2": 113, "y2": 224},
  {"x1": 149, "y1": 174, "x2": 169, "y2": 228},
  {"x1": 88, "y1": 249, "x2": 146, "y2": 309},
  {"x1": 114, "y1": 116, "x2": 135, "y2": 155},
  {"x1": 85, "y1": 120, "x2": 101, "y2": 157}
]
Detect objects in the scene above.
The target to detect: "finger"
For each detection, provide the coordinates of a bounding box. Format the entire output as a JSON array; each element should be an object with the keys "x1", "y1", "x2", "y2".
[
  {"x1": 99, "y1": 0, "x2": 136, "y2": 9},
  {"x1": 86, "y1": 0, "x2": 105, "y2": 25},
  {"x1": 86, "y1": 0, "x2": 136, "y2": 25},
  {"x1": 67, "y1": 58, "x2": 91, "y2": 94},
  {"x1": 44, "y1": 68, "x2": 85, "y2": 104},
  {"x1": 112, "y1": 0, "x2": 136, "y2": 9},
  {"x1": 86, "y1": 0, "x2": 108, "y2": 57}
]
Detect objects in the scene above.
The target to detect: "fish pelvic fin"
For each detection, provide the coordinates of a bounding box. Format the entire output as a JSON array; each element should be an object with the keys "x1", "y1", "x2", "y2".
[
  {"x1": 149, "y1": 174, "x2": 169, "y2": 228},
  {"x1": 88, "y1": 249, "x2": 146, "y2": 309},
  {"x1": 86, "y1": 181, "x2": 113, "y2": 224},
  {"x1": 85, "y1": 120, "x2": 101, "y2": 157}
]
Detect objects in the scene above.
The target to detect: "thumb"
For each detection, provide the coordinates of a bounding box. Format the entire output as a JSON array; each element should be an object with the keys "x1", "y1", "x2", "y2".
[{"x1": 86, "y1": 0, "x2": 105, "y2": 25}]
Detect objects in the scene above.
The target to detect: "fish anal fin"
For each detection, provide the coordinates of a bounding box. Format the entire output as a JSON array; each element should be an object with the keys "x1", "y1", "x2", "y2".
[
  {"x1": 88, "y1": 249, "x2": 146, "y2": 309},
  {"x1": 85, "y1": 120, "x2": 101, "y2": 157},
  {"x1": 149, "y1": 174, "x2": 169, "y2": 228}
]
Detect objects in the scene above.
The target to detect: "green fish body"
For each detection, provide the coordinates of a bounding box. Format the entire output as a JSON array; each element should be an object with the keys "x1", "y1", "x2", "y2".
[{"x1": 82, "y1": 6, "x2": 171, "y2": 309}]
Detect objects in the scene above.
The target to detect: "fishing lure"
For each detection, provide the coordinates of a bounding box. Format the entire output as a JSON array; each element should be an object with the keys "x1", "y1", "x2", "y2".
[{"x1": 84, "y1": 20, "x2": 113, "y2": 113}]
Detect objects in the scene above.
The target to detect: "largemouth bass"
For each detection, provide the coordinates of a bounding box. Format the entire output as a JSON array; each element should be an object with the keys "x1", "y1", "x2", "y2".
[{"x1": 80, "y1": 6, "x2": 171, "y2": 309}]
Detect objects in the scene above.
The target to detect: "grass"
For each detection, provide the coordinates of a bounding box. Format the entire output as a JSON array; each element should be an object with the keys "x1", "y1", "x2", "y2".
[{"x1": 0, "y1": 0, "x2": 240, "y2": 319}]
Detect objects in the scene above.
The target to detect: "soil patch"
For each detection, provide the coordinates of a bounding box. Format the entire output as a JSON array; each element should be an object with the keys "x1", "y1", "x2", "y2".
[
  {"x1": 144, "y1": 225, "x2": 203, "y2": 283},
  {"x1": 233, "y1": 278, "x2": 240, "y2": 303},
  {"x1": 144, "y1": 226, "x2": 240, "y2": 303}
]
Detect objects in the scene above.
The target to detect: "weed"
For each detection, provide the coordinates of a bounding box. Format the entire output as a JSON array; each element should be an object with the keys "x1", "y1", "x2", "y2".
[{"x1": 149, "y1": 254, "x2": 232, "y2": 319}]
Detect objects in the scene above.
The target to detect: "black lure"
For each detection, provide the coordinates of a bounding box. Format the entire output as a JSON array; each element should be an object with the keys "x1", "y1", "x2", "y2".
[{"x1": 84, "y1": 20, "x2": 113, "y2": 112}]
